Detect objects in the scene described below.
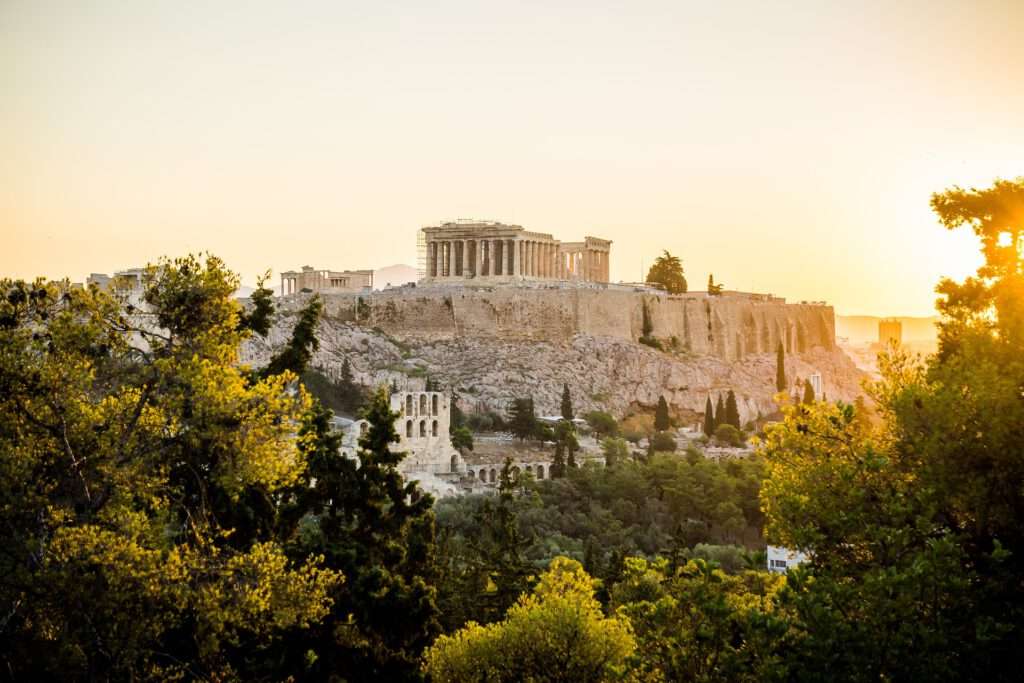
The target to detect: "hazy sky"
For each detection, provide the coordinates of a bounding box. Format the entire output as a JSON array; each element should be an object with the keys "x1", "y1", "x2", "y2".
[{"x1": 2, "y1": 0, "x2": 1022, "y2": 315}]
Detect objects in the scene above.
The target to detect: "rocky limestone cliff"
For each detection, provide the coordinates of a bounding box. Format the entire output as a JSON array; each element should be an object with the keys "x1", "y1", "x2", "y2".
[{"x1": 242, "y1": 285, "x2": 865, "y2": 425}]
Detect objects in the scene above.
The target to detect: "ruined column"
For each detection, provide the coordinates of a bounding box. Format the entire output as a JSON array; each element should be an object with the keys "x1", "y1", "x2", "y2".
[{"x1": 506, "y1": 239, "x2": 514, "y2": 276}]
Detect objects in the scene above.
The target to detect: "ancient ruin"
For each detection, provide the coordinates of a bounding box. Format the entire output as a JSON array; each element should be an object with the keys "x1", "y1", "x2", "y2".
[
  {"x1": 280, "y1": 266, "x2": 373, "y2": 295},
  {"x1": 421, "y1": 220, "x2": 611, "y2": 284}
]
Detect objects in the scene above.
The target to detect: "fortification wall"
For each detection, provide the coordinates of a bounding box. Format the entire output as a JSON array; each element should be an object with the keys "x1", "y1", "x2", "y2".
[{"x1": 275, "y1": 285, "x2": 835, "y2": 362}]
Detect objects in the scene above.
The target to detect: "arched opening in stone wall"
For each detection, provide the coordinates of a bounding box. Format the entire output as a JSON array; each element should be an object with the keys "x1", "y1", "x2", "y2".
[
  {"x1": 406, "y1": 395, "x2": 414, "y2": 416},
  {"x1": 419, "y1": 420, "x2": 426, "y2": 437},
  {"x1": 468, "y1": 469, "x2": 474, "y2": 480},
  {"x1": 536, "y1": 464, "x2": 544, "y2": 480},
  {"x1": 359, "y1": 422, "x2": 368, "y2": 436},
  {"x1": 489, "y1": 469, "x2": 496, "y2": 483},
  {"x1": 405, "y1": 420, "x2": 412, "y2": 437},
  {"x1": 432, "y1": 395, "x2": 439, "y2": 415},
  {"x1": 419, "y1": 394, "x2": 427, "y2": 415},
  {"x1": 432, "y1": 420, "x2": 438, "y2": 436},
  {"x1": 450, "y1": 454, "x2": 458, "y2": 472}
]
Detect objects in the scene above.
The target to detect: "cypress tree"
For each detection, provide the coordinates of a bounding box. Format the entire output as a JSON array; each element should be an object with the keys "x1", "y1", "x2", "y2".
[
  {"x1": 715, "y1": 394, "x2": 725, "y2": 427},
  {"x1": 290, "y1": 386, "x2": 439, "y2": 680},
  {"x1": 802, "y1": 379, "x2": 815, "y2": 404},
  {"x1": 776, "y1": 341, "x2": 786, "y2": 392},
  {"x1": 561, "y1": 383, "x2": 574, "y2": 421},
  {"x1": 654, "y1": 395, "x2": 671, "y2": 431},
  {"x1": 703, "y1": 396, "x2": 715, "y2": 436},
  {"x1": 725, "y1": 389, "x2": 740, "y2": 428}
]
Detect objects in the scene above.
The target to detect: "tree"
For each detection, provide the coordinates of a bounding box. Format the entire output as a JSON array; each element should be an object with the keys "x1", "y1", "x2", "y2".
[
  {"x1": 714, "y1": 394, "x2": 725, "y2": 427},
  {"x1": 561, "y1": 383, "x2": 574, "y2": 421},
  {"x1": 288, "y1": 386, "x2": 440, "y2": 681},
  {"x1": 801, "y1": 379, "x2": 814, "y2": 404},
  {"x1": 707, "y1": 274, "x2": 723, "y2": 295},
  {"x1": 554, "y1": 419, "x2": 579, "y2": 469},
  {"x1": 704, "y1": 396, "x2": 716, "y2": 436},
  {"x1": 611, "y1": 557, "x2": 788, "y2": 682},
  {"x1": 757, "y1": 178, "x2": 1024, "y2": 681},
  {"x1": 451, "y1": 425, "x2": 474, "y2": 453},
  {"x1": 654, "y1": 396, "x2": 671, "y2": 431},
  {"x1": 725, "y1": 390, "x2": 740, "y2": 428},
  {"x1": 713, "y1": 423, "x2": 743, "y2": 448},
  {"x1": 424, "y1": 558, "x2": 635, "y2": 683},
  {"x1": 0, "y1": 256, "x2": 341, "y2": 680},
  {"x1": 601, "y1": 437, "x2": 629, "y2": 468},
  {"x1": 584, "y1": 410, "x2": 618, "y2": 437},
  {"x1": 650, "y1": 431, "x2": 677, "y2": 453},
  {"x1": 775, "y1": 342, "x2": 786, "y2": 392},
  {"x1": 645, "y1": 250, "x2": 688, "y2": 294},
  {"x1": 508, "y1": 397, "x2": 538, "y2": 441}
]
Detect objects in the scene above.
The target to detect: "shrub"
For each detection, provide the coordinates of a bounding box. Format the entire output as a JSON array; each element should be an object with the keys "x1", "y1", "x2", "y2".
[
  {"x1": 584, "y1": 410, "x2": 618, "y2": 437},
  {"x1": 713, "y1": 423, "x2": 744, "y2": 447},
  {"x1": 649, "y1": 431, "x2": 677, "y2": 453}
]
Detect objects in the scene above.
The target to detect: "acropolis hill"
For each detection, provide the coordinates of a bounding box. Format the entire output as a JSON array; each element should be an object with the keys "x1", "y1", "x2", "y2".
[{"x1": 243, "y1": 283, "x2": 863, "y2": 426}]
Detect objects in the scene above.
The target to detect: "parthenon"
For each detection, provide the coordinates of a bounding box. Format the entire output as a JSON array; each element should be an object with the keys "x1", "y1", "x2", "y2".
[{"x1": 421, "y1": 220, "x2": 611, "y2": 284}]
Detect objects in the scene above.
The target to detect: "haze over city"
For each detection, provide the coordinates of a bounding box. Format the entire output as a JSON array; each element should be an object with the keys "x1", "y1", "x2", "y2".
[{"x1": 3, "y1": 0, "x2": 1023, "y2": 315}]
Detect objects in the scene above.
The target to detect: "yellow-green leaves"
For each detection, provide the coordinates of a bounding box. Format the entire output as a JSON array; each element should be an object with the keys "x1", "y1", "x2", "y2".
[{"x1": 425, "y1": 557, "x2": 635, "y2": 683}]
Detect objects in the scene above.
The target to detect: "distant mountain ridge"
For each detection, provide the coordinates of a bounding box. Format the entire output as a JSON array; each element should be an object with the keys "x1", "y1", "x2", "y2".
[{"x1": 374, "y1": 264, "x2": 418, "y2": 289}]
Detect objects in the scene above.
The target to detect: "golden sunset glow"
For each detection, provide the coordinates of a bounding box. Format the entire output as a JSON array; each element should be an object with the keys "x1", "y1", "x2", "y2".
[{"x1": 2, "y1": 0, "x2": 1022, "y2": 315}]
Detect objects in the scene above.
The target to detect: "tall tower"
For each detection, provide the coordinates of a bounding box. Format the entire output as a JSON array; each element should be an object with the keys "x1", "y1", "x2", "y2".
[{"x1": 879, "y1": 319, "x2": 902, "y2": 347}]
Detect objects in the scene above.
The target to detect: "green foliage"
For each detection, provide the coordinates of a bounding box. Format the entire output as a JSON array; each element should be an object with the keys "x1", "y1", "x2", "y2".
[
  {"x1": 0, "y1": 255, "x2": 341, "y2": 679},
  {"x1": 560, "y1": 383, "x2": 574, "y2": 421},
  {"x1": 554, "y1": 419, "x2": 579, "y2": 470},
  {"x1": 707, "y1": 274, "x2": 723, "y2": 295},
  {"x1": 725, "y1": 389, "x2": 740, "y2": 428},
  {"x1": 601, "y1": 437, "x2": 629, "y2": 468},
  {"x1": 714, "y1": 423, "x2": 744, "y2": 447},
  {"x1": 754, "y1": 177, "x2": 1024, "y2": 682},
  {"x1": 466, "y1": 409, "x2": 506, "y2": 433},
  {"x1": 435, "y1": 455, "x2": 768, "y2": 592},
  {"x1": 508, "y1": 397, "x2": 539, "y2": 441},
  {"x1": 649, "y1": 431, "x2": 677, "y2": 453},
  {"x1": 714, "y1": 394, "x2": 725, "y2": 427},
  {"x1": 654, "y1": 395, "x2": 671, "y2": 431},
  {"x1": 237, "y1": 270, "x2": 275, "y2": 336},
  {"x1": 611, "y1": 557, "x2": 789, "y2": 682},
  {"x1": 585, "y1": 410, "x2": 618, "y2": 437},
  {"x1": 451, "y1": 425, "x2": 474, "y2": 452},
  {"x1": 775, "y1": 341, "x2": 786, "y2": 392},
  {"x1": 425, "y1": 558, "x2": 635, "y2": 683},
  {"x1": 262, "y1": 294, "x2": 323, "y2": 378},
  {"x1": 704, "y1": 395, "x2": 716, "y2": 436},
  {"x1": 800, "y1": 379, "x2": 814, "y2": 404},
  {"x1": 645, "y1": 250, "x2": 688, "y2": 294},
  {"x1": 435, "y1": 463, "x2": 534, "y2": 631},
  {"x1": 288, "y1": 386, "x2": 440, "y2": 680},
  {"x1": 301, "y1": 361, "x2": 367, "y2": 417}
]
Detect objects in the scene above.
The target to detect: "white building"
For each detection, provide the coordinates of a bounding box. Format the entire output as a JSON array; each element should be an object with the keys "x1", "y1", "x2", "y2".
[
  {"x1": 808, "y1": 372, "x2": 823, "y2": 398},
  {"x1": 767, "y1": 545, "x2": 809, "y2": 573}
]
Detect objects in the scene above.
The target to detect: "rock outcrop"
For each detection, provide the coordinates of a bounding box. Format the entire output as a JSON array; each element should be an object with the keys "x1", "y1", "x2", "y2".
[{"x1": 241, "y1": 285, "x2": 865, "y2": 424}]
